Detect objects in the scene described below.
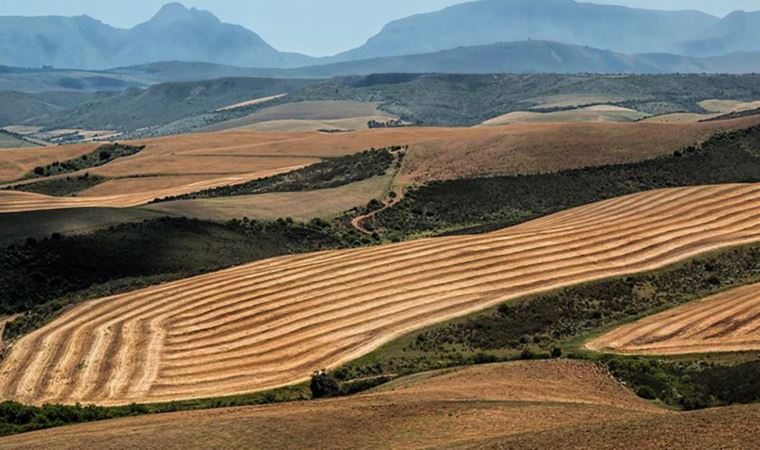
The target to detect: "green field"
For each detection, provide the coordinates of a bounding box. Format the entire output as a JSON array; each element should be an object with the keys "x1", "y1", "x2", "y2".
[{"x1": 0, "y1": 131, "x2": 37, "y2": 148}]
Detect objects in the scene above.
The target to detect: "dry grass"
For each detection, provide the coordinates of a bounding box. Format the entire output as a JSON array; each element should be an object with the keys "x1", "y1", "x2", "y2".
[
  {"x1": 3, "y1": 117, "x2": 759, "y2": 212},
  {"x1": 0, "y1": 142, "x2": 100, "y2": 183},
  {"x1": 587, "y1": 281, "x2": 760, "y2": 356},
  {"x1": 201, "y1": 101, "x2": 396, "y2": 133},
  {"x1": 3, "y1": 183, "x2": 760, "y2": 405},
  {"x1": 237, "y1": 115, "x2": 396, "y2": 132},
  {"x1": 143, "y1": 174, "x2": 393, "y2": 221},
  {"x1": 0, "y1": 360, "x2": 670, "y2": 449},
  {"x1": 699, "y1": 99, "x2": 760, "y2": 114},
  {"x1": 479, "y1": 105, "x2": 649, "y2": 126},
  {"x1": 399, "y1": 116, "x2": 760, "y2": 184},
  {"x1": 215, "y1": 94, "x2": 287, "y2": 112},
  {"x1": 475, "y1": 404, "x2": 760, "y2": 450},
  {"x1": 0, "y1": 166, "x2": 305, "y2": 213}
]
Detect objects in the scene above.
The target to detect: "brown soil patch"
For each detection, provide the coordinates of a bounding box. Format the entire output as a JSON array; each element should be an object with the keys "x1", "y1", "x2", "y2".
[
  {"x1": 0, "y1": 360, "x2": 668, "y2": 449},
  {"x1": 3, "y1": 183, "x2": 760, "y2": 405}
]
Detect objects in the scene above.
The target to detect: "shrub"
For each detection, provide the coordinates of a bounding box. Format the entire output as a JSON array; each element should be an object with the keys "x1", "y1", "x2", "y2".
[{"x1": 310, "y1": 370, "x2": 339, "y2": 399}]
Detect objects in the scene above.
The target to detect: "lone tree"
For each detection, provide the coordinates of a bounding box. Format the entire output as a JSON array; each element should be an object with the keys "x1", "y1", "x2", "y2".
[{"x1": 310, "y1": 370, "x2": 339, "y2": 398}]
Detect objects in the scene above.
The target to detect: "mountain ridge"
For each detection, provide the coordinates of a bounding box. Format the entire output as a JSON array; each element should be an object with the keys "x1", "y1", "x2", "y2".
[{"x1": 0, "y1": 2, "x2": 314, "y2": 70}]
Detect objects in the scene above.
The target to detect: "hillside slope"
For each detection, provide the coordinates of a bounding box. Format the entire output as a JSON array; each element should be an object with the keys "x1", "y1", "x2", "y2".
[
  {"x1": 0, "y1": 360, "x2": 677, "y2": 449},
  {"x1": 588, "y1": 281, "x2": 760, "y2": 355},
  {"x1": 2, "y1": 183, "x2": 760, "y2": 405}
]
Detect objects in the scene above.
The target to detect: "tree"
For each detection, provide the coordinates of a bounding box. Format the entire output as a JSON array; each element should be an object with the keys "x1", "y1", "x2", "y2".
[{"x1": 310, "y1": 370, "x2": 339, "y2": 398}]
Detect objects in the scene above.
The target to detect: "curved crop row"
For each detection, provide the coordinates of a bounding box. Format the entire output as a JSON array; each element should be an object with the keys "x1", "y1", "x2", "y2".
[
  {"x1": 2, "y1": 183, "x2": 760, "y2": 405},
  {"x1": 587, "y1": 281, "x2": 760, "y2": 355}
]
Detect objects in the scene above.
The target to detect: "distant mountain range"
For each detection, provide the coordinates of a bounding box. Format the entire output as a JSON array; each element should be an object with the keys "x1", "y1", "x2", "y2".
[
  {"x1": 0, "y1": 2, "x2": 314, "y2": 69},
  {"x1": 5, "y1": 41, "x2": 760, "y2": 94},
  {"x1": 285, "y1": 41, "x2": 760, "y2": 77},
  {"x1": 0, "y1": 0, "x2": 759, "y2": 73}
]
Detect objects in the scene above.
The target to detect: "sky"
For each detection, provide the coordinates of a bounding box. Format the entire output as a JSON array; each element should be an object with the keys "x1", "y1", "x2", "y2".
[{"x1": 0, "y1": 0, "x2": 759, "y2": 56}]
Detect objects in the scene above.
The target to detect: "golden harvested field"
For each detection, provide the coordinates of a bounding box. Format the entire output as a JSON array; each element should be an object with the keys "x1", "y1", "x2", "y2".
[
  {"x1": 3, "y1": 183, "x2": 760, "y2": 405},
  {"x1": 215, "y1": 94, "x2": 287, "y2": 112},
  {"x1": 0, "y1": 166, "x2": 303, "y2": 213},
  {"x1": 201, "y1": 100, "x2": 397, "y2": 132},
  {"x1": 587, "y1": 282, "x2": 760, "y2": 355},
  {"x1": 0, "y1": 360, "x2": 669, "y2": 449},
  {"x1": 235, "y1": 114, "x2": 397, "y2": 132},
  {"x1": 398, "y1": 116, "x2": 760, "y2": 184},
  {"x1": 698, "y1": 99, "x2": 760, "y2": 114},
  {"x1": 3, "y1": 116, "x2": 758, "y2": 213},
  {"x1": 145, "y1": 173, "x2": 393, "y2": 221},
  {"x1": 479, "y1": 105, "x2": 649, "y2": 126},
  {"x1": 0, "y1": 142, "x2": 100, "y2": 183}
]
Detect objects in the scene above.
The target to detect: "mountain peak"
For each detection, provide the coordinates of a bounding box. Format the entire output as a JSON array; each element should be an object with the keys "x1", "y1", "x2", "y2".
[{"x1": 151, "y1": 2, "x2": 215, "y2": 23}]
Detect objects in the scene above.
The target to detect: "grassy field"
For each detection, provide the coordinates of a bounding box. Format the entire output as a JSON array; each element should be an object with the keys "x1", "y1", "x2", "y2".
[
  {"x1": 479, "y1": 105, "x2": 650, "y2": 126},
  {"x1": 398, "y1": 116, "x2": 760, "y2": 185},
  {"x1": 0, "y1": 360, "x2": 668, "y2": 449},
  {"x1": 3, "y1": 359, "x2": 759, "y2": 449},
  {"x1": 0, "y1": 207, "x2": 167, "y2": 247},
  {"x1": 0, "y1": 132, "x2": 37, "y2": 149},
  {"x1": 200, "y1": 101, "x2": 396, "y2": 132},
  {"x1": 145, "y1": 174, "x2": 393, "y2": 221}
]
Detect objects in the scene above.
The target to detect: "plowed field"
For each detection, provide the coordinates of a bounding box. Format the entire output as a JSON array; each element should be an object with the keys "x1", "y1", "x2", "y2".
[{"x1": 3, "y1": 183, "x2": 760, "y2": 405}]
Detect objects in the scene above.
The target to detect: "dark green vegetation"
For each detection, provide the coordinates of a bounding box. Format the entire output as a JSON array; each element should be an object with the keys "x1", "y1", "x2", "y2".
[
  {"x1": 155, "y1": 146, "x2": 404, "y2": 202},
  {"x1": 0, "y1": 366, "x2": 396, "y2": 437},
  {"x1": 3, "y1": 173, "x2": 106, "y2": 196},
  {"x1": 603, "y1": 357, "x2": 760, "y2": 410},
  {"x1": 331, "y1": 242, "x2": 760, "y2": 411},
  {"x1": 292, "y1": 73, "x2": 760, "y2": 126},
  {"x1": 0, "y1": 208, "x2": 164, "y2": 248},
  {"x1": 32, "y1": 78, "x2": 317, "y2": 133},
  {"x1": 371, "y1": 125, "x2": 760, "y2": 237},
  {"x1": 12, "y1": 73, "x2": 760, "y2": 137},
  {"x1": 1, "y1": 217, "x2": 370, "y2": 340},
  {"x1": 26, "y1": 143, "x2": 144, "y2": 179},
  {"x1": 704, "y1": 107, "x2": 760, "y2": 122},
  {"x1": 0, "y1": 383, "x2": 311, "y2": 437}
]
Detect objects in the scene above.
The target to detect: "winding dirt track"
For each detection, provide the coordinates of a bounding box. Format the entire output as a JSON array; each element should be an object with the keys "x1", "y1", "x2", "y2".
[
  {"x1": 587, "y1": 282, "x2": 760, "y2": 355},
  {"x1": 0, "y1": 166, "x2": 304, "y2": 213},
  {"x1": 4, "y1": 183, "x2": 760, "y2": 405}
]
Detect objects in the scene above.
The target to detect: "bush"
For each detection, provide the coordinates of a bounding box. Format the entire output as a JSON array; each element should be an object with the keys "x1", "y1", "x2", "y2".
[{"x1": 310, "y1": 370, "x2": 340, "y2": 398}]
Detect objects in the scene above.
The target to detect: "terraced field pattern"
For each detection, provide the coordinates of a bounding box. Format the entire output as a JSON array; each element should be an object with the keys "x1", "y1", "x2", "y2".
[
  {"x1": 588, "y1": 281, "x2": 760, "y2": 355},
  {"x1": 3, "y1": 183, "x2": 760, "y2": 405}
]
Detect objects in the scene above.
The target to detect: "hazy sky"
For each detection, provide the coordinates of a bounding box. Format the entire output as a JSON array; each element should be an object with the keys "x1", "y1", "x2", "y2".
[{"x1": 1, "y1": 0, "x2": 759, "y2": 56}]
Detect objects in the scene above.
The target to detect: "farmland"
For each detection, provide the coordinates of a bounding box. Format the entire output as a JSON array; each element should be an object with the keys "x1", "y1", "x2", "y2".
[
  {"x1": 2, "y1": 183, "x2": 760, "y2": 405},
  {"x1": 2, "y1": 360, "x2": 759, "y2": 449},
  {"x1": 587, "y1": 282, "x2": 760, "y2": 355},
  {"x1": 2, "y1": 116, "x2": 758, "y2": 218},
  {"x1": 0, "y1": 360, "x2": 665, "y2": 448}
]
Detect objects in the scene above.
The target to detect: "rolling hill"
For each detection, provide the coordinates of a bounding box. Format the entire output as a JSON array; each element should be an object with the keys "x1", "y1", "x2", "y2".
[
  {"x1": 2, "y1": 183, "x2": 760, "y2": 405},
  {"x1": 587, "y1": 281, "x2": 760, "y2": 356},
  {"x1": 28, "y1": 77, "x2": 318, "y2": 131}
]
